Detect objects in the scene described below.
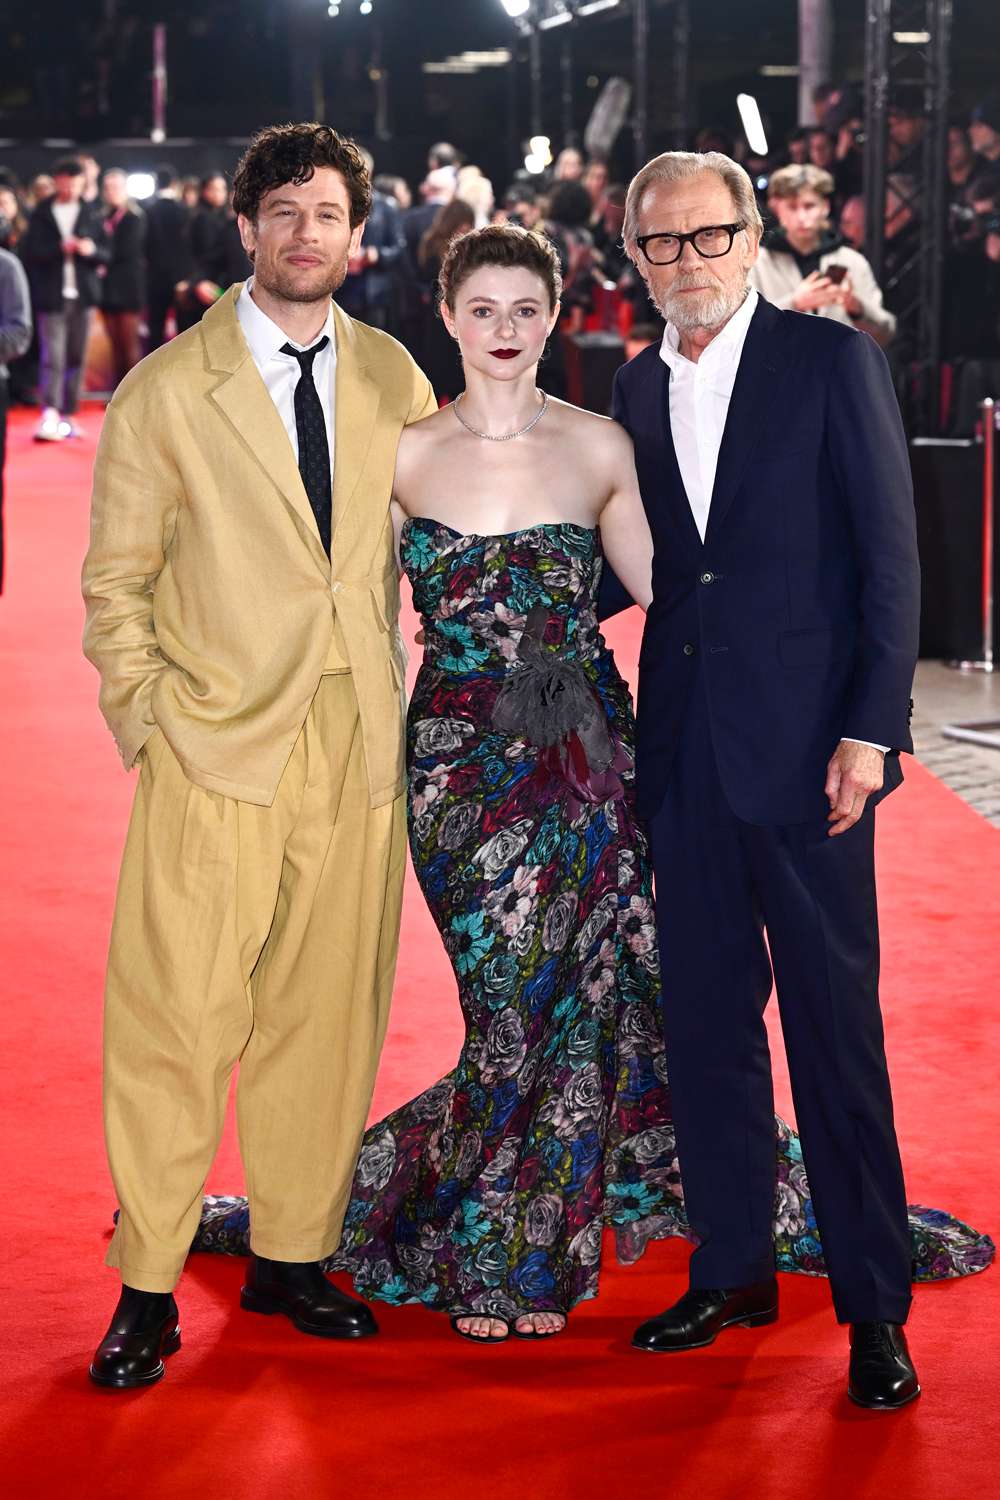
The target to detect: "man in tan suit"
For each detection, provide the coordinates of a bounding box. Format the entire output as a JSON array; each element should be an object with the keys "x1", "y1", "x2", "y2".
[{"x1": 83, "y1": 124, "x2": 436, "y2": 1389}]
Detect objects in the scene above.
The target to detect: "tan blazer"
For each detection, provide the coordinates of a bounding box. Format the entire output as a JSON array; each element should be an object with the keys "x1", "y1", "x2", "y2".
[{"x1": 83, "y1": 285, "x2": 436, "y2": 808}]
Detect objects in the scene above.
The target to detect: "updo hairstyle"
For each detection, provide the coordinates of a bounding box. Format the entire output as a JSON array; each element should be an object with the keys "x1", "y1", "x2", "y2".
[{"x1": 438, "y1": 223, "x2": 563, "y2": 314}]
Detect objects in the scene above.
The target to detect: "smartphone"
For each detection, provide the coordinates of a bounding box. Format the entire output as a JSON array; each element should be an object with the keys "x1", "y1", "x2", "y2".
[{"x1": 825, "y1": 264, "x2": 847, "y2": 284}]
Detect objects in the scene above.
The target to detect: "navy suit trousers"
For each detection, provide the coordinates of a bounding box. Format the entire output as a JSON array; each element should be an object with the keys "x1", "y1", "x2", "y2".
[{"x1": 647, "y1": 671, "x2": 912, "y2": 1324}]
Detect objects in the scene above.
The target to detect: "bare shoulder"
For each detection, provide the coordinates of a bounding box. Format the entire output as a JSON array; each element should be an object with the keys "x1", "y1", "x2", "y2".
[
  {"x1": 548, "y1": 397, "x2": 633, "y2": 461},
  {"x1": 397, "y1": 403, "x2": 451, "y2": 457},
  {"x1": 549, "y1": 397, "x2": 629, "y2": 443},
  {"x1": 394, "y1": 404, "x2": 454, "y2": 502}
]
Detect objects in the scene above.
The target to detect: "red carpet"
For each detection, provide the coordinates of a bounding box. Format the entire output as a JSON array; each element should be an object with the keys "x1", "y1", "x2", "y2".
[{"x1": 1, "y1": 404, "x2": 998, "y2": 1498}]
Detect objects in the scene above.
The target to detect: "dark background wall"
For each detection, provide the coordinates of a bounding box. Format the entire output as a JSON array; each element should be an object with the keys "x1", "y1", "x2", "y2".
[{"x1": 2, "y1": 1, "x2": 998, "y2": 189}]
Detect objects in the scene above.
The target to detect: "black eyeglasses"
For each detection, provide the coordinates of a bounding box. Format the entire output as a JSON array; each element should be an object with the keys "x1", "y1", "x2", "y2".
[{"x1": 635, "y1": 222, "x2": 746, "y2": 265}]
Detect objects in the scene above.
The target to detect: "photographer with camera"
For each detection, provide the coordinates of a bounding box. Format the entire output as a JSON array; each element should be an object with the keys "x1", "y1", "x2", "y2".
[{"x1": 750, "y1": 164, "x2": 896, "y2": 347}]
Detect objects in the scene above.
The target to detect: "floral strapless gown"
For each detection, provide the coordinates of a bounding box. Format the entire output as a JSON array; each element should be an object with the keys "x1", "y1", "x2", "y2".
[{"x1": 192, "y1": 519, "x2": 993, "y2": 1318}]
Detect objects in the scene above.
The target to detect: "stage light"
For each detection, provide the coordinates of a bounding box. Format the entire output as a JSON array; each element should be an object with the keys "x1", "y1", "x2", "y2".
[
  {"x1": 500, "y1": 0, "x2": 531, "y2": 18},
  {"x1": 737, "y1": 94, "x2": 769, "y2": 158},
  {"x1": 577, "y1": 1, "x2": 620, "y2": 16},
  {"x1": 525, "y1": 134, "x2": 552, "y2": 175},
  {"x1": 126, "y1": 172, "x2": 156, "y2": 200},
  {"x1": 359, "y1": 0, "x2": 373, "y2": 13},
  {"x1": 538, "y1": 6, "x2": 572, "y2": 27}
]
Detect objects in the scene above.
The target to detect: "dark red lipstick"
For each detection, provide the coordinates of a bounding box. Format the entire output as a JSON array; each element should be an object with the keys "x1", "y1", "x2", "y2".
[{"x1": 489, "y1": 348, "x2": 521, "y2": 360}]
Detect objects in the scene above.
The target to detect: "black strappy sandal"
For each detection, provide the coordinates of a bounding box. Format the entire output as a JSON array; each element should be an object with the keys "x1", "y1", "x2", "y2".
[
  {"x1": 449, "y1": 1314, "x2": 510, "y2": 1344},
  {"x1": 511, "y1": 1311, "x2": 567, "y2": 1340}
]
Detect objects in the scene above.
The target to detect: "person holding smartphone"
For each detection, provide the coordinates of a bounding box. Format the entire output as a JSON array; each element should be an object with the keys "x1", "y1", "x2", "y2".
[{"x1": 750, "y1": 164, "x2": 896, "y2": 347}]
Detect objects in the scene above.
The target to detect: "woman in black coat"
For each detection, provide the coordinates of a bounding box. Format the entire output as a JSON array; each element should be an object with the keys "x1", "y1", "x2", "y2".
[
  {"x1": 100, "y1": 169, "x2": 147, "y2": 387},
  {"x1": 175, "y1": 173, "x2": 232, "y2": 332}
]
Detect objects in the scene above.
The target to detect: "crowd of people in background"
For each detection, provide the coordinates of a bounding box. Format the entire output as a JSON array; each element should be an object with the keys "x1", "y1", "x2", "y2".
[{"x1": 1, "y1": 84, "x2": 999, "y2": 441}]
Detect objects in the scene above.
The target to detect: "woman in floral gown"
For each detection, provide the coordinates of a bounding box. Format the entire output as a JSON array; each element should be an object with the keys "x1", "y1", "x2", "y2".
[{"x1": 192, "y1": 226, "x2": 993, "y2": 1341}]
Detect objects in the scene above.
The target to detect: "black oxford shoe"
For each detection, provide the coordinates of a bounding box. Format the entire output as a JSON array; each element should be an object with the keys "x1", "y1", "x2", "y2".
[
  {"x1": 632, "y1": 1279, "x2": 779, "y2": 1353},
  {"x1": 89, "y1": 1286, "x2": 181, "y2": 1389},
  {"x1": 240, "y1": 1255, "x2": 378, "y2": 1339},
  {"x1": 848, "y1": 1322, "x2": 920, "y2": 1409}
]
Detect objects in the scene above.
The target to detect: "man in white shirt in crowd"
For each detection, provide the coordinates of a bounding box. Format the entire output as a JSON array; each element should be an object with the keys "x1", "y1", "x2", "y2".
[
  {"x1": 750, "y1": 164, "x2": 895, "y2": 348},
  {"x1": 20, "y1": 156, "x2": 109, "y2": 442},
  {"x1": 601, "y1": 150, "x2": 922, "y2": 1411}
]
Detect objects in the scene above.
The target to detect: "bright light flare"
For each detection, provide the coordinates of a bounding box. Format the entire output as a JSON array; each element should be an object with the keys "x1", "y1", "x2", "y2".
[
  {"x1": 501, "y1": 0, "x2": 531, "y2": 17},
  {"x1": 126, "y1": 172, "x2": 156, "y2": 200},
  {"x1": 737, "y1": 94, "x2": 769, "y2": 158}
]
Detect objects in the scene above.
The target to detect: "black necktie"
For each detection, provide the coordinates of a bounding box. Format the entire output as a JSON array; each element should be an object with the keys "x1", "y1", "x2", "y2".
[{"x1": 282, "y1": 336, "x2": 331, "y2": 556}]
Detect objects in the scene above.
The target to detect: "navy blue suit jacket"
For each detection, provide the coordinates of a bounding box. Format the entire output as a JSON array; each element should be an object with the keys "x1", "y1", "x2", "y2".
[{"x1": 602, "y1": 296, "x2": 920, "y2": 825}]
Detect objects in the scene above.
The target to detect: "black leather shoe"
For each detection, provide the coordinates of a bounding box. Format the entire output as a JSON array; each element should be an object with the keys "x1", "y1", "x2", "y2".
[
  {"x1": 848, "y1": 1322, "x2": 920, "y2": 1409},
  {"x1": 240, "y1": 1255, "x2": 378, "y2": 1339},
  {"x1": 632, "y1": 1279, "x2": 779, "y2": 1352},
  {"x1": 89, "y1": 1286, "x2": 181, "y2": 1389}
]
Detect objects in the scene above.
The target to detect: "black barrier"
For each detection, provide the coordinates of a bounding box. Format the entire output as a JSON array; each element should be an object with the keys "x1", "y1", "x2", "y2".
[
  {"x1": 912, "y1": 425, "x2": 1000, "y2": 662},
  {"x1": 562, "y1": 330, "x2": 624, "y2": 415}
]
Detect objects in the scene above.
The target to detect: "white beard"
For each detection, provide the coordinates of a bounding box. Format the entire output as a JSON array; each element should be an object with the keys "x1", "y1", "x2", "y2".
[{"x1": 654, "y1": 271, "x2": 750, "y2": 333}]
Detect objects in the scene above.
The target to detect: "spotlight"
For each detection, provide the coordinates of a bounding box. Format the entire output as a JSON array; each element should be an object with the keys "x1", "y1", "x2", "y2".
[
  {"x1": 736, "y1": 94, "x2": 769, "y2": 158},
  {"x1": 501, "y1": 1, "x2": 531, "y2": 17},
  {"x1": 359, "y1": 0, "x2": 373, "y2": 13},
  {"x1": 125, "y1": 172, "x2": 156, "y2": 200}
]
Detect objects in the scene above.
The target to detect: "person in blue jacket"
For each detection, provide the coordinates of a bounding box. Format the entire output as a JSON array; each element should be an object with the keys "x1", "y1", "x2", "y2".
[{"x1": 601, "y1": 150, "x2": 923, "y2": 1411}]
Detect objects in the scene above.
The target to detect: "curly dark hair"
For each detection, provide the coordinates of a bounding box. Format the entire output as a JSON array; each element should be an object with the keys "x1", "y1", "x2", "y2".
[
  {"x1": 232, "y1": 122, "x2": 372, "y2": 227},
  {"x1": 546, "y1": 180, "x2": 593, "y2": 230},
  {"x1": 438, "y1": 223, "x2": 563, "y2": 312}
]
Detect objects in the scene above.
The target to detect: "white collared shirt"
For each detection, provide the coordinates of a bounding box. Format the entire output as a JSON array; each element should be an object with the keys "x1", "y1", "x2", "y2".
[
  {"x1": 236, "y1": 277, "x2": 337, "y2": 467},
  {"x1": 658, "y1": 286, "x2": 758, "y2": 543},
  {"x1": 659, "y1": 286, "x2": 886, "y2": 755},
  {"x1": 51, "y1": 198, "x2": 81, "y2": 298}
]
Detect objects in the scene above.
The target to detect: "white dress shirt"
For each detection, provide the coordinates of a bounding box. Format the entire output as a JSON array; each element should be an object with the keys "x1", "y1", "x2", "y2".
[
  {"x1": 659, "y1": 286, "x2": 758, "y2": 543},
  {"x1": 236, "y1": 277, "x2": 337, "y2": 467},
  {"x1": 51, "y1": 199, "x2": 81, "y2": 298},
  {"x1": 659, "y1": 287, "x2": 886, "y2": 755}
]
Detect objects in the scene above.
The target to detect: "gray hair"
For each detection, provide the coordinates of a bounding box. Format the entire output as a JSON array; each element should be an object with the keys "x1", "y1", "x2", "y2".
[{"x1": 623, "y1": 151, "x2": 764, "y2": 259}]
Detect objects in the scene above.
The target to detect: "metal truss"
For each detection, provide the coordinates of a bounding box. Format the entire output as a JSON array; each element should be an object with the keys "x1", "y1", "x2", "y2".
[{"x1": 864, "y1": 0, "x2": 953, "y2": 432}]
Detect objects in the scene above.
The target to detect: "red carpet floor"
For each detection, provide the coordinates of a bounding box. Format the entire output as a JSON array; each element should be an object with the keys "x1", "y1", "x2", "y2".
[{"x1": 1, "y1": 404, "x2": 998, "y2": 1498}]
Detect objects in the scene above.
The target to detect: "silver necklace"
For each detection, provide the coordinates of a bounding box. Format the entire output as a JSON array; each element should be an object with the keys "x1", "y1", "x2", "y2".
[{"x1": 453, "y1": 390, "x2": 549, "y2": 442}]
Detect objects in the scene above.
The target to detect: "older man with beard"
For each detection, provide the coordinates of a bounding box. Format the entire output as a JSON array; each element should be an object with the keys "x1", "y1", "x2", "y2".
[
  {"x1": 599, "y1": 151, "x2": 922, "y2": 1409},
  {"x1": 83, "y1": 123, "x2": 435, "y2": 1389}
]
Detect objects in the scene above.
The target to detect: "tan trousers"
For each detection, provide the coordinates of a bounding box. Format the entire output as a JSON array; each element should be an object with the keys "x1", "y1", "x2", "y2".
[{"x1": 102, "y1": 674, "x2": 406, "y2": 1293}]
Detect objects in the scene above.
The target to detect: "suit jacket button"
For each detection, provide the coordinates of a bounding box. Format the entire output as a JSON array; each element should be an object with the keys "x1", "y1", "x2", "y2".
[
  {"x1": 683, "y1": 643, "x2": 696, "y2": 656},
  {"x1": 700, "y1": 571, "x2": 715, "y2": 584}
]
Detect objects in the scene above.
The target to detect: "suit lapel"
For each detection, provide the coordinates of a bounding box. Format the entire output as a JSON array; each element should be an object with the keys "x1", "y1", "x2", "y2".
[
  {"x1": 330, "y1": 303, "x2": 382, "y2": 545},
  {"x1": 203, "y1": 285, "x2": 330, "y2": 578},
  {"x1": 704, "y1": 299, "x2": 782, "y2": 544}
]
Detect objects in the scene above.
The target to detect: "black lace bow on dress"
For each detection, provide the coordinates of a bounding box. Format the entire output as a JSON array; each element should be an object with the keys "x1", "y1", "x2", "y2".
[{"x1": 491, "y1": 604, "x2": 624, "y2": 807}]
